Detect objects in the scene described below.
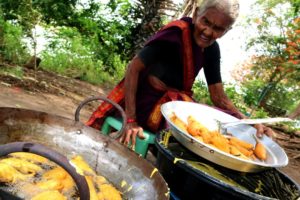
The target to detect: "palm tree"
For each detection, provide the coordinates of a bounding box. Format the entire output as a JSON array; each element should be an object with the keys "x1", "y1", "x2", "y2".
[
  {"x1": 177, "y1": 0, "x2": 198, "y2": 18},
  {"x1": 130, "y1": 0, "x2": 199, "y2": 56},
  {"x1": 131, "y1": 0, "x2": 177, "y2": 54}
]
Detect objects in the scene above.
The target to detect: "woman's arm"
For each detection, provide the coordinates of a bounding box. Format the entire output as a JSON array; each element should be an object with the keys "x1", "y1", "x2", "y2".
[
  {"x1": 208, "y1": 83, "x2": 274, "y2": 137},
  {"x1": 124, "y1": 56, "x2": 145, "y2": 120},
  {"x1": 208, "y1": 83, "x2": 245, "y2": 119},
  {"x1": 119, "y1": 56, "x2": 146, "y2": 148}
]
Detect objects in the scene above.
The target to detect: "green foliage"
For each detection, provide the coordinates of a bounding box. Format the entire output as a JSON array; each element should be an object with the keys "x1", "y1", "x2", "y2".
[
  {"x1": 0, "y1": 65, "x2": 24, "y2": 78},
  {"x1": 241, "y1": 79, "x2": 265, "y2": 106},
  {"x1": 237, "y1": 0, "x2": 300, "y2": 117},
  {"x1": 192, "y1": 80, "x2": 212, "y2": 105},
  {"x1": 192, "y1": 80, "x2": 248, "y2": 114},
  {"x1": 0, "y1": 0, "x2": 175, "y2": 85},
  {"x1": 0, "y1": 11, "x2": 29, "y2": 64},
  {"x1": 0, "y1": 0, "x2": 41, "y2": 37},
  {"x1": 40, "y1": 26, "x2": 125, "y2": 85},
  {"x1": 287, "y1": 121, "x2": 300, "y2": 131},
  {"x1": 266, "y1": 84, "x2": 300, "y2": 111},
  {"x1": 251, "y1": 107, "x2": 269, "y2": 119},
  {"x1": 0, "y1": 0, "x2": 137, "y2": 85},
  {"x1": 32, "y1": 0, "x2": 78, "y2": 26},
  {"x1": 224, "y1": 84, "x2": 249, "y2": 115},
  {"x1": 0, "y1": 0, "x2": 76, "y2": 27},
  {"x1": 192, "y1": 80, "x2": 273, "y2": 118}
]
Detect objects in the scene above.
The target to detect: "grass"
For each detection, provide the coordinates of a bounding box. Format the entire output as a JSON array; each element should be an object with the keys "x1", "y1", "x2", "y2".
[{"x1": 0, "y1": 65, "x2": 24, "y2": 78}]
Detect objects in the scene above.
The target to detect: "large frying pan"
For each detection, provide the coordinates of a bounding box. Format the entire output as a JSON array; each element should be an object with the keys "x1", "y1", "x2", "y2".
[{"x1": 0, "y1": 107, "x2": 169, "y2": 200}]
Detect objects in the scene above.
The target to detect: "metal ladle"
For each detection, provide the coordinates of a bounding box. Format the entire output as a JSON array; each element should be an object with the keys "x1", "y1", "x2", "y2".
[{"x1": 217, "y1": 117, "x2": 293, "y2": 135}]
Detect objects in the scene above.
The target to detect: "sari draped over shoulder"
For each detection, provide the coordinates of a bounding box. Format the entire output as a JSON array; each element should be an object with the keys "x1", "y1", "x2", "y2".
[{"x1": 86, "y1": 19, "x2": 203, "y2": 132}]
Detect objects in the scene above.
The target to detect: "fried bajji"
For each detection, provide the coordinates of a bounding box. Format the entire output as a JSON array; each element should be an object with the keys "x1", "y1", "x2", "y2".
[
  {"x1": 229, "y1": 145, "x2": 241, "y2": 156},
  {"x1": 41, "y1": 166, "x2": 75, "y2": 193},
  {"x1": 70, "y1": 155, "x2": 96, "y2": 176},
  {"x1": 98, "y1": 184, "x2": 122, "y2": 200},
  {"x1": 0, "y1": 157, "x2": 42, "y2": 175},
  {"x1": 187, "y1": 116, "x2": 211, "y2": 143},
  {"x1": 229, "y1": 137, "x2": 254, "y2": 150},
  {"x1": 209, "y1": 135, "x2": 230, "y2": 153},
  {"x1": 232, "y1": 143, "x2": 253, "y2": 157},
  {"x1": 253, "y1": 136, "x2": 267, "y2": 161},
  {"x1": 229, "y1": 138, "x2": 254, "y2": 157},
  {"x1": 169, "y1": 113, "x2": 188, "y2": 133},
  {"x1": 0, "y1": 162, "x2": 33, "y2": 183},
  {"x1": 43, "y1": 166, "x2": 67, "y2": 180},
  {"x1": 71, "y1": 155, "x2": 122, "y2": 200},
  {"x1": 36, "y1": 179, "x2": 64, "y2": 191},
  {"x1": 0, "y1": 152, "x2": 122, "y2": 200},
  {"x1": 9, "y1": 152, "x2": 49, "y2": 164},
  {"x1": 31, "y1": 190, "x2": 67, "y2": 200},
  {"x1": 193, "y1": 135, "x2": 204, "y2": 143},
  {"x1": 86, "y1": 176, "x2": 99, "y2": 200},
  {"x1": 60, "y1": 172, "x2": 75, "y2": 193},
  {"x1": 229, "y1": 145, "x2": 251, "y2": 160},
  {"x1": 170, "y1": 113, "x2": 265, "y2": 161},
  {"x1": 187, "y1": 116, "x2": 209, "y2": 135}
]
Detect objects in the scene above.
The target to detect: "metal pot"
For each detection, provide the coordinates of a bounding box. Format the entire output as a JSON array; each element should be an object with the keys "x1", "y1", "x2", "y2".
[
  {"x1": 155, "y1": 131, "x2": 300, "y2": 200},
  {"x1": 0, "y1": 107, "x2": 169, "y2": 200}
]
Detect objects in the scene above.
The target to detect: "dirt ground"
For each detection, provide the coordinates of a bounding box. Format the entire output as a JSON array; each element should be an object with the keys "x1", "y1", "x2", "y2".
[{"x1": 0, "y1": 67, "x2": 299, "y2": 185}]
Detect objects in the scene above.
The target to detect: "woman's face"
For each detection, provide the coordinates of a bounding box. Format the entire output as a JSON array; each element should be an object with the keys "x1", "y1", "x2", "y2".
[{"x1": 193, "y1": 7, "x2": 233, "y2": 48}]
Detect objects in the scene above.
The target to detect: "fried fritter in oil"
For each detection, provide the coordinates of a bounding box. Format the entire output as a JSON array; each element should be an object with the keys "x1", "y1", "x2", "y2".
[
  {"x1": 31, "y1": 190, "x2": 67, "y2": 200},
  {"x1": 0, "y1": 162, "x2": 33, "y2": 183},
  {"x1": 98, "y1": 184, "x2": 122, "y2": 200},
  {"x1": 0, "y1": 157, "x2": 42, "y2": 175},
  {"x1": 70, "y1": 155, "x2": 95, "y2": 176},
  {"x1": 39, "y1": 166, "x2": 75, "y2": 193},
  {"x1": 9, "y1": 152, "x2": 49, "y2": 164}
]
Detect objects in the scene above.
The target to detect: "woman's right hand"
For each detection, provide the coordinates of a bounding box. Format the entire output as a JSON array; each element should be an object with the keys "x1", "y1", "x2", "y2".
[{"x1": 119, "y1": 122, "x2": 145, "y2": 150}]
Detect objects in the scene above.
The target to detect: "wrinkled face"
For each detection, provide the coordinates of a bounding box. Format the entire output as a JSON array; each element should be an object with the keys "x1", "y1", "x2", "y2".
[{"x1": 193, "y1": 7, "x2": 233, "y2": 48}]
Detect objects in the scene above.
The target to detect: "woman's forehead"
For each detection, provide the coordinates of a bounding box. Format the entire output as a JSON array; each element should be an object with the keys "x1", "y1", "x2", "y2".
[{"x1": 201, "y1": 7, "x2": 234, "y2": 28}]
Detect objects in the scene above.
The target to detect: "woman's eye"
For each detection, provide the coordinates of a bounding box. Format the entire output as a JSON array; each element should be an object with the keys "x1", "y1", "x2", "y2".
[
  {"x1": 203, "y1": 18, "x2": 210, "y2": 25},
  {"x1": 215, "y1": 27, "x2": 224, "y2": 32}
]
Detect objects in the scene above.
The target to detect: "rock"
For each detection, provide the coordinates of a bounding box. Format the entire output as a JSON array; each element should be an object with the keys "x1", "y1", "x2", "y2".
[
  {"x1": 39, "y1": 81, "x2": 48, "y2": 88},
  {"x1": 23, "y1": 56, "x2": 41, "y2": 69},
  {"x1": 0, "y1": 82, "x2": 11, "y2": 87}
]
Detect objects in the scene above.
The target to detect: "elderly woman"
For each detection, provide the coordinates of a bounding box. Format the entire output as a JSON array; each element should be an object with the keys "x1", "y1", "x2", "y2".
[{"x1": 87, "y1": 0, "x2": 274, "y2": 147}]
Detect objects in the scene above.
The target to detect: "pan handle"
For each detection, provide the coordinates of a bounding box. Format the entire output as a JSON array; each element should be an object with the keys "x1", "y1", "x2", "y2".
[
  {"x1": 75, "y1": 96, "x2": 126, "y2": 139},
  {"x1": 0, "y1": 142, "x2": 90, "y2": 200}
]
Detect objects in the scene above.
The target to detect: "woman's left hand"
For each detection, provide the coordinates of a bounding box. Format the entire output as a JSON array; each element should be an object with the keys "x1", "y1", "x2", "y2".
[
  {"x1": 254, "y1": 124, "x2": 275, "y2": 138},
  {"x1": 119, "y1": 122, "x2": 145, "y2": 150}
]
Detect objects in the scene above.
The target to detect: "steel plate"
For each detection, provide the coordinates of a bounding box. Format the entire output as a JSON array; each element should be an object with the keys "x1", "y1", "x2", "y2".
[{"x1": 161, "y1": 101, "x2": 289, "y2": 172}]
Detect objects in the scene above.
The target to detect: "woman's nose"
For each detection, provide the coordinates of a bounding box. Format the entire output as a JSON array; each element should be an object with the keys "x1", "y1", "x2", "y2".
[{"x1": 203, "y1": 26, "x2": 214, "y2": 37}]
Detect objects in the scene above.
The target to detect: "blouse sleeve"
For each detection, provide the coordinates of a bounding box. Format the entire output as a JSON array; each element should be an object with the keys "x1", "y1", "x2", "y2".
[{"x1": 203, "y1": 42, "x2": 222, "y2": 85}]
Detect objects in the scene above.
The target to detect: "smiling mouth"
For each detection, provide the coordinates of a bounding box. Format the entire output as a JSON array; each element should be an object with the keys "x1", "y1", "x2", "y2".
[{"x1": 200, "y1": 34, "x2": 210, "y2": 42}]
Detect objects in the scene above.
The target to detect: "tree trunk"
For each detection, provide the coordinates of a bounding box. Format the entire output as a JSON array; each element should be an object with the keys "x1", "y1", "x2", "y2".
[
  {"x1": 177, "y1": 0, "x2": 198, "y2": 18},
  {"x1": 132, "y1": 0, "x2": 176, "y2": 56},
  {"x1": 132, "y1": 0, "x2": 201, "y2": 56},
  {"x1": 288, "y1": 103, "x2": 300, "y2": 119},
  {"x1": 23, "y1": 56, "x2": 41, "y2": 69}
]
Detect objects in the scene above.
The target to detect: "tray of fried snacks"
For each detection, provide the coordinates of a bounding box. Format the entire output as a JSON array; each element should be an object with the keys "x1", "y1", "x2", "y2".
[{"x1": 161, "y1": 101, "x2": 288, "y2": 172}]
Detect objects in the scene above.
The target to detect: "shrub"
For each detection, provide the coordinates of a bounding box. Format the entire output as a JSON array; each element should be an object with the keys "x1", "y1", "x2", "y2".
[
  {"x1": 40, "y1": 26, "x2": 126, "y2": 85},
  {"x1": 0, "y1": 12, "x2": 29, "y2": 64}
]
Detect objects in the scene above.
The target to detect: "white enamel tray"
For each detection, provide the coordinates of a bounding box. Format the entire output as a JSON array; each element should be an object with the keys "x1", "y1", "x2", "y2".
[{"x1": 161, "y1": 101, "x2": 289, "y2": 172}]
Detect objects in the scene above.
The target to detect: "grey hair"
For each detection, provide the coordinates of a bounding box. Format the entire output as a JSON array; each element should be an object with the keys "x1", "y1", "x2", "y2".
[{"x1": 196, "y1": 0, "x2": 240, "y2": 23}]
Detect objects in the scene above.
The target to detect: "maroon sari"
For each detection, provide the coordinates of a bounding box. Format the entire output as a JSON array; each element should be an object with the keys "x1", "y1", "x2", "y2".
[{"x1": 87, "y1": 18, "x2": 204, "y2": 132}]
